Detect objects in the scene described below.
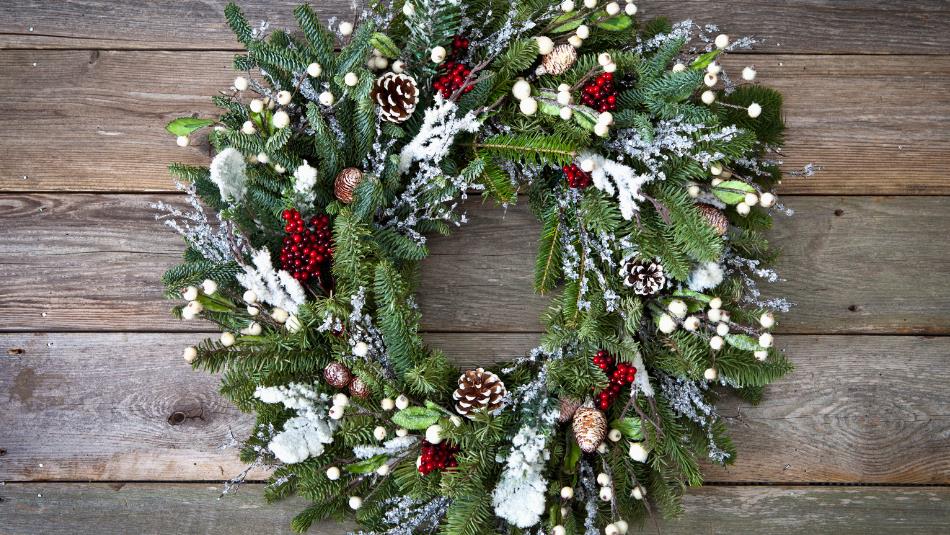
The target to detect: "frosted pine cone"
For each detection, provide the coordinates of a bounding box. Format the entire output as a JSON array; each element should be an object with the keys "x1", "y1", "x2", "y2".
[
  {"x1": 372, "y1": 72, "x2": 419, "y2": 123},
  {"x1": 621, "y1": 258, "x2": 666, "y2": 296},
  {"x1": 453, "y1": 368, "x2": 506, "y2": 418},
  {"x1": 349, "y1": 376, "x2": 371, "y2": 399},
  {"x1": 559, "y1": 396, "x2": 582, "y2": 422},
  {"x1": 334, "y1": 167, "x2": 363, "y2": 204},
  {"x1": 324, "y1": 362, "x2": 352, "y2": 388},
  {"x1": 572, "y1": 406, "x2": 607, "y2": 453},
  {"x1": 696, "y1": 203, "x2": 728, "y2": 236},
  {"x1": 536, "y1": 44, "x2": 577, "y2": 76}
]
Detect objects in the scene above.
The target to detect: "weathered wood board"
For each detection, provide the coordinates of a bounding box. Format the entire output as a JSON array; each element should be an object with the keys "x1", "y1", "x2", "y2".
[
  {"x1": 2, "y1": 0, "x2": 948, "y2": 54},
  {"x1": 2, "y1": 51, "x2": 948, "y2": 194},
  {"x1": 2, "y1": 333, "x2": 948, "y2": 484},
  {"x1": 1, "y1": 195, "x2": 948, "y2": 334},
  {"x1": 1, "y1": 483, "x2": 947, "y2": 535}
]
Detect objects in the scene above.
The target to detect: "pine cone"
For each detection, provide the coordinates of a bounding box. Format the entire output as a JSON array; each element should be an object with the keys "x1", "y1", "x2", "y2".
[
  {"x1": 696, "y1": 203, "x2": 728, "y2": 236},
  {"x1": 372, "y1": 72, "x2": 419, "y2": 123},
  {"x1": 620, "y1": 258, "x2": 666, "y2": 296},
  {"x1": 559, "y1": 396, "x2": 582, "y2": 423},
  {"x1": 324, "y1": 362, "x2": 352, "y2": 388},
  {"x1": 536, "y1": 44, "x2": 578, "y2": 76},
  {"x1": 572, "y1": 406, "x2": 607, "y2": 453},
  {"x1": 334, "y1": 167, "x2": 363, "y2": 204},
  {"x1": 453, "y1": 368, "x2": 507, "y2": 418}
]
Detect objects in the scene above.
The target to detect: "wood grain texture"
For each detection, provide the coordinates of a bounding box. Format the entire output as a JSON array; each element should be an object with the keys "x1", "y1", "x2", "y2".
[
  {"x1": 2, "y1": 50, "x2": 949, "y2": 194},
  {"x1": 1, "y1": 194, "x2": 948, "y2": 334},
  {"x1": 2, "y1": 333, "x2": 947, "y2": 484},
  {"x1": 1, "y1": 1, "x2": 947, "y2": 54},
  {"x1": 1, "y1": 483, "x2": 948, "y2": 534}
]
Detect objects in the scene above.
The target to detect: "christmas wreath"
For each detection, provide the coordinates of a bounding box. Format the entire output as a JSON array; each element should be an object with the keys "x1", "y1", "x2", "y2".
[{"x1": 160, "y1": 1, "x2": 793, "y2": 533}]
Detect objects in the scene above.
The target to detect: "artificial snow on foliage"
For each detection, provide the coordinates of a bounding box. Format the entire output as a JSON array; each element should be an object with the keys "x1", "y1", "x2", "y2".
[
  {"x1": 582, "y1": 151, "x2": 654, "y2": 220},
  {"x1": 235, "y1": 248, "x2": 307, "y2": 313},
  {"x1": 398, "y1": 97, "x2": 481, "y2": 174},
  {"x1": 491, "y1": 423, "x2": 552, "y2": 528},
  {"x1": 687, "y1": 261, "x2": 725, "y2": 291},
  {"x1": 254, "y1": 383, "x2": 338, "y2": 464},
  {"x1": 293, "y1": 161, "x2": 318, "y2": 200},
  {"x1": 209, "y1": 148, "x2": 248, "y2": 203}
]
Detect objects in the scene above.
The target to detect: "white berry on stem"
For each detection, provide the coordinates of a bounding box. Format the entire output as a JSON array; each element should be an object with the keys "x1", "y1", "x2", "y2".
[
  {"x1": 182, "y1": 346, "x2": 198, "y2": 363},
  {"x1": 325, "y1": 466, "x2": 341, "y2": 480},
  {"x1": 701, "y1": 90, "x2": 716, "y2": 104},
  {"x1": 560, "y1": 486, "x2": 574, "y2": 499},
  {"x1": 536, "y1": 36, "x2": 555, "y2": 55},
  {"x1": 715, "y1": 34, "x2": 730, "y2": 49},
  {"x1": 307, "y1": 62, "x2": 322, "y2": 77},
  {"x1": 338, "y1": 22, "x2": 353, "y2": 36},
  {"x1": 234, "y1": 76, "x2": 248, "y2": 91},
  {"x1": 176, "y1": 135, "x2": 189, "y2": 147},
  {"x1": 742, "y1": 66, "x2": 757, "y2": 81},
  {"x1": 709, "y1": 335, "x2": 724, "y2": 350},
  {"x1": 704, "y1": 367, "x2": 719, "y2": 380},
  {"x1": 748, "y1": 102, "x2": 762, "y2": 118}
]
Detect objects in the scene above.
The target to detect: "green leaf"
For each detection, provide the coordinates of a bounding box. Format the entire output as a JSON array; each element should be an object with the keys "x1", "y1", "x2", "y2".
[
  {"x1": 369, "y1": 32, "x2": 400, "y2": 58},
  {"x1": 391, "y1": 406, "x2": 441, "y2": 430},
  {"x1": 611, "y1": 417, "x2": 643, "y2": 440},
  {"x1": 691, "y1": 49, "x2": 722, "y2": 70},
  {"x1": 563, "y1": 435, "x2": 581, "y2": 473},
  {"x1": 166, "y1": 118, "x2": 214, "y2": 136},
  {"x1": 345, "y1": 454, "x2": 388, "y2": 474},
  {"x1": 712, "y1": 180, "x2": 756, "y2": 205},
  {"x1": 725, "y1": 334, "x2": 761, "y2": 351},
  {"x1": 550, "y1": 14, "x2": 583, "y2": 33},
  {"x1": 572, "y1": 106, "x2": 599, "y2": 130},
  {"x1": 596, "y1": 15, "x2": 632, "y2": 31}
]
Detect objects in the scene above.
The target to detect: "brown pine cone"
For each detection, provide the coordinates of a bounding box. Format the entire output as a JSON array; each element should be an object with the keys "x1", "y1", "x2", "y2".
[
  {"x1": 536, "y1": 44, "x2": 578, "y2": 76},
  {"x1": 323, "y1": 362, "x2": 352, "y2": 388},
  {"x1": 559, "y1": 396, "x2": 582, "y2": 423},
  {"x1": 334, "y1": 167, "x2": 363, "y2": 204},
  {"x1": 696, "y1": 203, "x2": 728, "y2": 236},
  {"x1": 372, "y1": 72, "x2": 419, "y2": 123},
  {"x1": 572, "y1": 406, "x2": 607, "y2": 453},
  {"x1": 349, "y1": 376, "x2": 371, "y2": 399},
  {"x1": 453, "y1": 368, "x2": 507, "y2": 418},
  {"x1": 620, "y1": 258, "x2": 666, "y2": 296}
]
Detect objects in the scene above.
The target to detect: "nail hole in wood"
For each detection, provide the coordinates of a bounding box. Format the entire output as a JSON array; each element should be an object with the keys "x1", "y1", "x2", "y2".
[
  {"x1": 834, "y1": 209, "x2": 844, "y2": 216},
  {"x1": 848, "y1": 305, "x2": 859, "y2": 312},
  {"x1": 0, "y1": 448, "x2": 7, "y2": 457},
  {"x1": 168, "y1": 412, "x2": 186, "y2": 425},
  {"x1": 7, "y1": 348, "x2": 23, "y2": 355}
]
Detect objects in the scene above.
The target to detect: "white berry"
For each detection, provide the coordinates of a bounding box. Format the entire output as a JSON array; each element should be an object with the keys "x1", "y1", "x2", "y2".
[
  {"x1": 353, "y1": 341, "x2": 369, "y2": 357},
  {"x1": 242, "y1": 290, "x2": 257, "y2": 304},
  {"x1": 704, "y1": 367, "x2": 719, "y2": 381},
  {"x1": 234, "y1": 76, "x2": 248, "y2": 91},
  {"x1": 512, "y1": 79, "x2": 532, "y2": 100},
  {"x1": 658, "y1": 314, "x2": 677, "y2": 334},
  {"x1": 759, "y1": 332, "x2": 774, "y2": 348},
  {"x1": 760, "y1": 192, "x2": 776, "y2": 207},
  {"x1": 625, "y1": 3, "x2": 637, "y2": 15},
  {"x1": 606, "y1": 2, "x2": 621, "y2": 15},
  {"x1": 736, "y1": 202, "x2": 751, "y2": 216},
  {"x1": 392, "y1": 60, "x2": 405, "y2": 73},
  {"x1": 396, "y1": 428, "x2": 408, "y2": 437},
  {"x1": 754, "y1": 350, "x2": 768, "y2": 361},
  {"x1": 559, "y1": 107, "x2": 573, "y2": 120},
  {"x1": 605, "y1": 523, "x2": 620, "y2": 535},
  {"x1": 318, "y1": 91, "x2": 335, "y2": 106},
  {"x1": 256, "y1": 152, "x2": 269, "y2": 164},
  {"x1": 553, "y1": 526, "x2": 567, "y2": 535},
  {"x1": 402, "y1": 2, "x2": 415, "y2": 16},
  {"x1": 183, "y1": 346, "x2": 198, "y2": 363},
  {"x1": 672, "y1": 62, "x2": 686, "y2": 72},
  {"x1": 373, "y1": 426, "x2": 387, "y2": 441},
  {"x1": 701, "y1": 90, "x2": 716, "y2": 104},
  {"x1": 328, "y1": 405, "x2": 345, "y2": 420},
  {"x1": 598, "y1": 52, "x2": 612, "y2": 66},
  {"x1": 176, "y1": 135, "x2": 189, "y2": 147},
  {"x1": 241, "y1": 121, "x2": 256, "y2": 135},
  {"x1": 348, "y1": 496, "x2": 362, "y2": 510},
  {"x1": 182, "y1": 286, "x2": 199, "y2": 301},
  {"x1": 603, "y1": 61, "x2": 617, "y2": 73},
  {"x1": 344, "y1": 72, "x2": 359, "y2": 87},
  {"x1": 249, "y1": 99, "x2": 264, "y2": 114},
  {"x1": 760, "y1": 312, "x2": 776, "y2": 328},
  {"x1": 715, "y1": 34, "x2": 730, "y2": 49},
  {"x1": 561, "y1": 0, "x2": 575, "y2": 12},
  {"x1": 608, "y1": 428, "x2": 623, "y2": 442},
  {"x1": 339, "y1": 22, "x2": 353, "y2": 36},
  {"x1": 706, "y1": 61, "x2": 721, "y2": 75},
  {"x1": 272, "y1": 110, "x2": 290, "y2": 129},
  {"x1": 430, "y1": 46, "x2": 447, "y2": 63},
  {"x1": 247, "y1": 306, "x2": 259, "y2": 316},
  {"x1": 376, "y1": 463, "x2": 391, "y2": 476},
  {"x1": 381, "y1": 397, "x2": 395, "y2": 411},
  {"x1": 710, "y1": 163, "x2": 723, "y2": 175},
  {"x1": 568, "y1": 35, "x2": 583, "y2": 48},
  {"x1": 688, "y1": 184, "x2": 701, "y2": 198},
  {"x1": 276, "y1": 90, "x2": 292, "y2": 106},
  {"x1": 748, "y1": 102, "x2": 762, "y2": 118},
  {"x1": 594, "y1": 122, "x2": 610, "y2": 137},
  {"x1": 557, "y1": 91, "x2": 572, "y2": 106},
  {"x1": 560, "y1": 486, "x2": 574, "y2": 499},
  {"x1": 270, "y1": 307, "x2": 289, "y2": 323},
  {"x1": 709, "y1": 297, "x2": 723, "y2": 309},
  {"x1": 333, "y1": 393, "x2": 350, "y2": 407},
  {"x1": 597, "y1": 472, "x2": 611, "y2": 486},
  {"x1": 425, "y1": 424, "x2": 443, "y2": 444},
  {"x1": 704, "y1": 72, "x2": 718, "y2": 87},
  {"x1": 220, "y1": 332, "x2": 236, "y2": 347},
  {"x1": 615, "y1": 520, "x2": 629, "y2": 534},
  {"x1": 668, "y1": 299, "x2": 687, "y2": 318},
  {"x1": 628, "y1": 442, "x2": 649, "y2": 462},
  {"x1": 245, "y1": 322, "x2": 262, "y2": 336},
  {"x1": 742, "y1": 66, "x2": 757, "y2": 81},
  {"x1": 326, "y1": 466, "x2": 341, "y2": 480},
  {"x1": 580, "y1": 159, "x2": 595, "y2": 173},
  {"x1": 744, "y1": 192, "x2": 760, "y2": 206},
  {"x1": 707, "y1": 308, "x2": 722, "y2": 323},
  {"x1": 395, "y1": 394, "x2": 409, "y2": 410},
  {"x1": 597, "y1": 111, "x2": 614, "y2": 126},
  {"x1": 716, "y1": 322, "x2": 730, "y2": 336},
  {"x1": 631, "y1": 486, "x2": 646, "y2": 500},
  {"x1": 599, "y1": 486, "x2": 613, "y2": 501},
  {"x1": 307, "y1": 62, "x2": 322, "y2": 77},
  {"x1": 584, "y1": 0, "x2": 597, "y2": 7},
  {"x1": 576, "y1": 25, "x2": 590, "y2": 39},
  {"x1": 200, "y1": 279, "x2": 217, "y2": 295},
  {"x1": 536, "y1": 36, "x2": 555, "y2": 55},
  {"x1": 709, "y1": 335, "x2": 724, "y2": 350},
  {"x1": 683, "y1": 316, "x2": 701, "y2": 331},
  {"x1": 519, "y1": 97, "x2": 538, "y2": 115},
  {"x1": 711, "y1": 177, "x2": 724, "y2": 186}
]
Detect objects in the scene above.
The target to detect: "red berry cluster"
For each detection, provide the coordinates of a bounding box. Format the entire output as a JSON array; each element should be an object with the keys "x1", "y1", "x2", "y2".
[
  {"x1": 418, "y1": 440, "x2": 459, "y2": 475},
  {"x1": 279, "y1": 209, "x2": 333, "y2": 283},
  {"x1": 433, "y1": 36, "x2": 474, "y2": 98},
  {"x1": 592, "y1": 350, "x2": 637, "y2": 410},
  {"x1": 562, "y1": 163, "x2": 592, "y2": 189},
  {"x1": 580, "y1": 72, "x2": 617, "y2": 113}
]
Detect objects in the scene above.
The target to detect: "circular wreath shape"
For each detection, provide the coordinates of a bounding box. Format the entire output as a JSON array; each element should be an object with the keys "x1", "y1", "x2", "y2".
[{"x1": 162, "y1": 2, "x2": 793, "y2": 533}]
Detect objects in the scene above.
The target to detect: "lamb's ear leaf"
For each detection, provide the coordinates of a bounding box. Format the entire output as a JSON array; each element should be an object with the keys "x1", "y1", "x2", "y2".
[
  {"x1": 345, "y1": 455, "x2": 388, "y2": 474},
  {"x1": 166, "y1": 117, "x2": 214, "y2": 136},
  {"x1": 391, "y1": 407, "x2": 441, "y2": 430}
]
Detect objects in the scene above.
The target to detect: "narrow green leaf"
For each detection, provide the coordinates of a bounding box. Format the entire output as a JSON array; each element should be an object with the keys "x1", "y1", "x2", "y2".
[
  {"x1": 391, "y1": 406, "x2": 441, "y2": 430},
  {"x1": 712, "y1": 180, "x2": 755, "y2": 205},
  {"x1": 345, "y1": 454, "x2": 388, "y2": 474},
  {"x1": 596, "y1": 15, "x2": 632, "y2": 31},
  {"x1": 166, "y1": 118, "x2": 214, "y2": 136},
  {"x1": 725, "y1": 334, "x2": 761, "y2": 351},
  {"x1": 369, "y1": 32, "x2": 401, "y2": 58}
]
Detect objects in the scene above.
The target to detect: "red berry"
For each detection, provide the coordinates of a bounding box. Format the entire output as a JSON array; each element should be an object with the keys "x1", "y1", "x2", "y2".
[
  {"x1": 562, "y1": 164, "x2": 592, "y2": 189},
  {"x1": 279, "y1": 209, "x2": 334, "y2": 284}
]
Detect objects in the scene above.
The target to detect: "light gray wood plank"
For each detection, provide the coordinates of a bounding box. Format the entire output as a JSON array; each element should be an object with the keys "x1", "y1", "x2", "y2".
[
  {"x1": 0, "y1": 195, "x2": 948, "y2": 334},
  {"x1": 1, "y1": 333, "x2": 947, "y2": 484},
  {"x1": 1, "y1": 483, "x2": 947, "y2": 534},
  {"x1": 3, "y1": 51, "x2": 948, "y2": 194},
  {"x1": 1, "y1": 1, "x2": 947, "y2": 54}
]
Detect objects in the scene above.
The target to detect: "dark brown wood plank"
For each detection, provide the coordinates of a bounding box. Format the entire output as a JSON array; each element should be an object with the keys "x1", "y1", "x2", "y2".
[
  {"x1": 1, "y1": 52, "x2": 949, "y2": 194},
  {"x1": 2, "y1": 333, "x2": 947, "y2": 484},
  {"x1": 1, "y1": 483, "x2": 948, "y2": 534},
  {"x1": 1, "y1": 1, "x2": 947, "y2": 54},
  {"x1": 1, "y1": 194, "x2": 948, "y2": 334}
]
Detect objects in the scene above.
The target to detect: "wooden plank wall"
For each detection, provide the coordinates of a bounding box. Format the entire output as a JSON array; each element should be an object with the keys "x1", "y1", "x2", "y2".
[{"x1": 1, "y1": 1, "x2": 948, "y2": 533}]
